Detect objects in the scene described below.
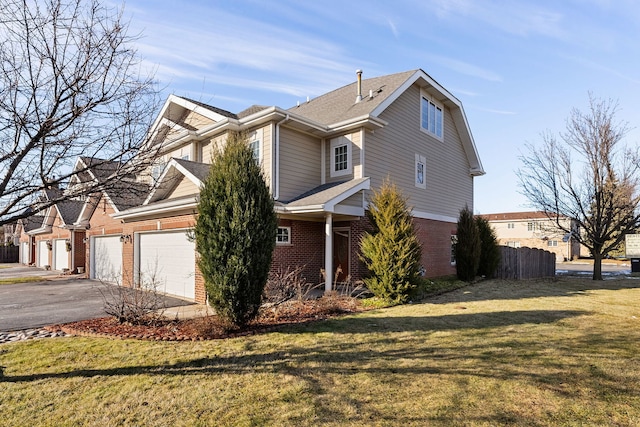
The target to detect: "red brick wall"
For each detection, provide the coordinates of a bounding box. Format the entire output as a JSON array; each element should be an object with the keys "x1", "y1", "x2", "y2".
[
  {"x1": 271, "y1": 219, "x2": 325, "y2": 284},
  {"x1": 32, "y1": 213, "x2": 73, "y2": 269},
  {"x1": 413, "y1": 217, "x2": 457, "y2": 278}
]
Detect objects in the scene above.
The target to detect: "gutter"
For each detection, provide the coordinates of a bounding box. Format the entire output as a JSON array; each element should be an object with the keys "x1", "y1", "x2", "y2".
[{"x1": 273, "y1": 114, "x2": 290, "y2": 201}]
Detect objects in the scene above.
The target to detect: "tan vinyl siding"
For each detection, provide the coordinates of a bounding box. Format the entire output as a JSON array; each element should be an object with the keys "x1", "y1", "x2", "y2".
[
  {"x1": 183, "y1": 110, "x2": 215, "y2": 130},
  {"x1": 337, "y1": 192, "x2": 364, "y2": 208},
  {"x1": 167, "y1": 176, "x2": 199, "y2": 199},
  {"x1": 200, "y1": 133, "x2": 228, "y2": 164},
  {"x1": 198, "y1": 125, "x2": 272, "y2": 189},
  {"x1": 167, "y1": 144, "x2": 193, "y2": 161},
  {"x1": 324, "y1": 131, "x2": 361, "y2": 184},
  {"x1": 365, "y1": 84, "x2": 473, "y2": 218},
  {"x1": 278, "y1": 127, "x2": 321, "y2": 201}
]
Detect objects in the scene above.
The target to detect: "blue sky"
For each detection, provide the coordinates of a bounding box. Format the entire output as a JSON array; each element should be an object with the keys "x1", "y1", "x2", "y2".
[{"x1": 123, "y1": 0, "x2": 640, "y2": 214}]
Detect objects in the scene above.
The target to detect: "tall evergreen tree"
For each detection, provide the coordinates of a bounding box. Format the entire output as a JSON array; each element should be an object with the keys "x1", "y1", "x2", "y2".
[
  {"x1": 360, "y1": 178, "x2": 422, "y2": 304},
  {"x1": 476, "y1": 216, "x2": 501, "y2": 278},
  {"x1": 455, "y1": 206, "x2": 481, "y2": 281},
  {"x1": 194, "y1": 131, "x2": 277, "y2": 327}
]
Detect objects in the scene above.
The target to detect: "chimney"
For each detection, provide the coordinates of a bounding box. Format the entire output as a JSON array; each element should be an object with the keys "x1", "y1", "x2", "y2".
[{"x1": 355, "y1": 69, "x2": 363, "y2": 103}]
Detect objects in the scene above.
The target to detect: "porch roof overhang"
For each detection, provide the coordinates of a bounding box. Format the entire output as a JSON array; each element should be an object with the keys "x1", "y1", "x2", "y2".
[{"x1": 275, "y1": 177, "x2": 370, "y2": 217}]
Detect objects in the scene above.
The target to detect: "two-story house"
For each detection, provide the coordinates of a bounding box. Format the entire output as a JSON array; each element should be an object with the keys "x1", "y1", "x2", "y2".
[
  {"x1": 22, "y1": 69, "x2": 485, "y2": 304},
  {"x1": 480, "y1": 211, "x2": 582, "y2": 261}
]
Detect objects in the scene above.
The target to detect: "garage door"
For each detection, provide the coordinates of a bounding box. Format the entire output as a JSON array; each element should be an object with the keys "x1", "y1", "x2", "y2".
[
  {"x1": 53, "y1": 239, "x2": 69, "y2": 271},
  {"x1": 138, "y1": 230, "x2": 195, "y2": 300},
  {"x1": 37, "y1": 241, "x2": 49, "y2": 267},
  {"x1": 21, "y1": 242, "x2": 29, "y2": 264},
  {"x1": 91, "y1": 235, "x2": 123, "y2": 283}
]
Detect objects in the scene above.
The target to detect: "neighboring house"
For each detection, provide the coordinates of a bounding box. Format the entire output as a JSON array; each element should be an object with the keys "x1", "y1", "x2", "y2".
[
  {"x1": 20, "y1": 68, "x2": 485, "y2": 304},
  {"x1": 18, "y1": 157, "x2": 148, "y2": 274},
  {"x1": 18, "y1": 186, "x2": 85, "y2": 271},
  {"x1": 2, "y1": 222, "x2": 20, "y2": 246},
  {"x1": 480, "y1": 211, "x2": 582, "y2": 261}
]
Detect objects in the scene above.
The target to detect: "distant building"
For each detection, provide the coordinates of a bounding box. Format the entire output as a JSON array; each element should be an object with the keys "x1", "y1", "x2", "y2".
[{"x1": 479, "y1": 211, "x2": 583, "y2": 261}]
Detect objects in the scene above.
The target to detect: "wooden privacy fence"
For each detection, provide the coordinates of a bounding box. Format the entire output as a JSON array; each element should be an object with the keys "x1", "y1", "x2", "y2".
[
  {"x1": 493, "y1": 246, "x2": 556, "y2": 280},
  {"x1": 0, "y1": 246, "x2": 19, "y2": 263}
]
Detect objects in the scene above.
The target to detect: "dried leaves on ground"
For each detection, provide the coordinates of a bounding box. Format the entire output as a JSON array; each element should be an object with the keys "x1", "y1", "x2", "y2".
[{"x1": 48, "y1": 295, "x2": 363, "y2": 341}]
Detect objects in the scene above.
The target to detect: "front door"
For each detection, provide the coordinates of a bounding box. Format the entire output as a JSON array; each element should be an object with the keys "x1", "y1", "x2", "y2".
[{"x1": 333, "y1": 229, "x2": 350, "y2": 283}]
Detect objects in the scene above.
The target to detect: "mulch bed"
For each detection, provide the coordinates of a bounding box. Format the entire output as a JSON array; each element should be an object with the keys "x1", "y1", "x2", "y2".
[{"x1": 46, "y1": 297, "x2": 364, "y2": 342}]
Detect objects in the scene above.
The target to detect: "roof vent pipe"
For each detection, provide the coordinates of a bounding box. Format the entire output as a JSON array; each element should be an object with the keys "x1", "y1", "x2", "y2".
[{"x1": 355, "y1": 69, "x2": 363, "y2": 103}]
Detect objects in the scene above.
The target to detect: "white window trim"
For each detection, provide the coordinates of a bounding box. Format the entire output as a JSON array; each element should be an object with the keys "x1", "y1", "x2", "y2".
[
  {"x1": 249, "y1": 139, "x2": 260, "y2": 163},
  {"x1": 248, "y1": 128, "x2": 263, "y2": 164},
  {"x1": 330, "y1": 136, "x2": 352, "y2": 177},
  {"x1": 276, "y1": 226, "x2": 291, "y2": 245},
  {"x1": 420, "y1": 90, "x2": 444, "y2": 141},
  {"x1": 415, "y1": 153, "x2": 426, "y2": 189}
]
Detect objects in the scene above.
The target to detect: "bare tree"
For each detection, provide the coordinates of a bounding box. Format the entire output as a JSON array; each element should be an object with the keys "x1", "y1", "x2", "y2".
[
  {"x1": 518, "y1": 95, "x2": 640, "y2": 280},
  {"x1": 0, "y1": 0, "x2": 160, "y2": 225}
]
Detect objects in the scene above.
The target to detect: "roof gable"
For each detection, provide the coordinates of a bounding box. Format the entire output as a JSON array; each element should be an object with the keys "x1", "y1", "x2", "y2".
[
  {"x1": 289, "y1": 69, "x2": 484, "y2": 176},
  {"x1": 145, "y1": 158, "x2": 209, "y2": 204}
]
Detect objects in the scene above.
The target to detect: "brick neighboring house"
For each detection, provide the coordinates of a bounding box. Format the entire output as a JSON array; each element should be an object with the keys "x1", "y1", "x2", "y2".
[
  {"x1": 480, "y1": 211, "x2": 583, "y2": 261},
  {"x1": 20, "y1": 68, "x2": 485, "y2": 304},
  {"x1": 18, "y1": 187, "x2": 85, "y2": 272}
]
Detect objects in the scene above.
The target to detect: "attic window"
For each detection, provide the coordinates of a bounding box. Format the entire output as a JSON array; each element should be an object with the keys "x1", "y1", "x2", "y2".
[{"x1": 421, "y1": 95, "x2": 443, "y2": 139}]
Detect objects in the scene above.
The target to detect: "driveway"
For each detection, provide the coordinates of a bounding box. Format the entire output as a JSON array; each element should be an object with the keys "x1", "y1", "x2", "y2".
[{"x1": 0, "y1": 265, "x2": 193, "y2": 331}]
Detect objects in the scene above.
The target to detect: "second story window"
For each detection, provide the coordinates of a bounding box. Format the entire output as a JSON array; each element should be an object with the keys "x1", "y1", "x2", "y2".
[
  {"x1": 151, "y1": 160, "x2": 166, "y2": 181},
  {"x1": 330, "y1": 136, "x2": 351, "y2": 177},
  {"x1": 335, "y1": 145, "x2": 348, "y2": 171},
  {"x1": 249, "y1": 140, "x2": 260, "y2": 163},
  {"x1": 507, "y1": 223, "x2": 515, "y2": 229},
  {"x1": 421, "y1": 95, "x2": 443, "y2": 139}
]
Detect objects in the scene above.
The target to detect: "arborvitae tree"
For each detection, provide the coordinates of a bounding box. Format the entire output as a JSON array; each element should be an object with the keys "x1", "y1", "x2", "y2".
[
  {"x1": 476, "y1": 216, "x2": 501, "y2": 278},
  {"x1": 194, "y1": 131, "x2": 277, "y2": 328},
  {"x1": 455, "y1": 206, "x2": 481, "y2": 281},
  {"x1": 360, "y1": 178, "x2": 422, "y2": 304}
]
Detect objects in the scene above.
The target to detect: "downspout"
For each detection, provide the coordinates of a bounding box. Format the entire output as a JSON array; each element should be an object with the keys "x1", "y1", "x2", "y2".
[{"x1": 273, "y1": 114, "x2": 290, "y2": 201}]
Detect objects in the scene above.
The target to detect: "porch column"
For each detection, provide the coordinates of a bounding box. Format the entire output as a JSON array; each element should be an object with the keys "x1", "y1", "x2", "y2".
[{"x1": 325, "y1": 213, "x2": 333, "y2": 293}]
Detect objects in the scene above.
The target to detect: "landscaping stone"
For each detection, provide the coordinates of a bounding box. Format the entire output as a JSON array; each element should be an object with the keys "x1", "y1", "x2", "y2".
[{"x1": 0, "y1": 328, "x2": 71, "y2": 344}]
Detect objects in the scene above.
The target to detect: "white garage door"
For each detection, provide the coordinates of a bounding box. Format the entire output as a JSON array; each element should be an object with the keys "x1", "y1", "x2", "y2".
[
  {"x1": 37, "y1": 241, "x2": 49, "y2": 267},
  {"x1": 53, "y1": 239, "x2": 69, "y2": 271},
  {"x1": 91, "y1": 235, "x2": 123, "y2": 283},
  {"x1": 21, "y1": 242, "x2": 29, "y2": 265},
  {"x1": 138, "y1": 230, "x2": 195, "y2": 300}
]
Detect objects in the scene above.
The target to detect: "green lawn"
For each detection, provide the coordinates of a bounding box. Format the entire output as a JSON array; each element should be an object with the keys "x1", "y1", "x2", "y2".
[
  {"x1": 1, "y1": 276, "x2": 639, "y2": 426},
  {"x1": 0, "y1": 276, "x2": 47, "y2": 285}
]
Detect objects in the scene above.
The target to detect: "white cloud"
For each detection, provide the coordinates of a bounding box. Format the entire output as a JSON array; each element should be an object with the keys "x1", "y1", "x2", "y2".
[{"x1": 427, "y1": 0, "x2": 568, "y2": 39}]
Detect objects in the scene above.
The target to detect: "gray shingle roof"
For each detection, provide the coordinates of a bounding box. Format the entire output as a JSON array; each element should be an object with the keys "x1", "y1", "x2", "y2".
[
  {"x1": 21, "y1": 215, "x2": 45, "y2": 232},
  {"x1": 79, "y1": 157, "x2": 121, "y2": 182},
  {"x1": 288, "y1": 70, "x2": 416, "y2": 125},
  {"x1": 179, "y1": 96, "x2": 238, "y2": 119},
  {"x1": 284, "y1": 178, "x2": 369, "y2": 207},
  {"x1": 173, "y1": 158, "x2": 211, "y2": 182},
  {"x1": 237, "y1": 105, "x2": 269, "y2": 119},
  {"x1": 107, "y1": 181, "x2": 152, "y2": 211}
]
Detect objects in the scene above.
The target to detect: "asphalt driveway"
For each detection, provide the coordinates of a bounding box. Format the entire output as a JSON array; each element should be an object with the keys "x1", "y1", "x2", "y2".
[{"x1": 0, "y1": 265, "x2": 193, "y2": 331}]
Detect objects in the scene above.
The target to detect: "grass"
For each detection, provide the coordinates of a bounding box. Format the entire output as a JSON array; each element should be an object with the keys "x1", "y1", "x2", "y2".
[
  {"x1": 1, "y1": 276, "x2": 639, "y2": 426},
  {"x1": 0, "y1": 276, "x2": 47, "y2": 285}
]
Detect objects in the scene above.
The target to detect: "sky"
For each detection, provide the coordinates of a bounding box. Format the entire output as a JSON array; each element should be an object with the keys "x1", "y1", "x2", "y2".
[{"x1": 122, "y1": 0, "x2": 640, "y2": 214}]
